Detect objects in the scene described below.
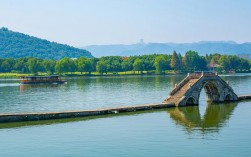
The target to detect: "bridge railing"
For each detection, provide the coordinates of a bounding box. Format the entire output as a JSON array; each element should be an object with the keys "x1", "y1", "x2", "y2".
[
  {"x1": 169, "y1": 75, "x2": 189, "y2": 96},
  {"x1": 169, "y1": 72, "x2": 217, "y2": 96},
  {"x1": 170, "y1": 73, "x2": 201, "y2": 96},
  {"x1": 202, "y1": 72, "x2": 217, "y2": 77},
  {"x1": 194, "y1": 71, "x2": 217, "y2": 77}
]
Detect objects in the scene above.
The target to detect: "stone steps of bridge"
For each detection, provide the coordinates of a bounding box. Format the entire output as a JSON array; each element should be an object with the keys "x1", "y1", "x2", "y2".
[
  {"x1": 173, "y1": 79, "x2": 198, "y2": 95},
  {"x1": 164, "y1": 78, "x2": 199, "y2": 104}
]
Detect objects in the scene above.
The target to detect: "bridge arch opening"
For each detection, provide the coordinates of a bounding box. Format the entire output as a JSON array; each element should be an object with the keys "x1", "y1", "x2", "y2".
[
  {"x1": 196, "y1": 81, "x2": 221, "y2": 115},
  {"x1": 225, "y1": 94, "x2": 233, "y2": 101},
  {"x1": 203, "y1": 82, "x2": 220, "y2": 103},
  {"x1": 186, "y1": 97, "x2": 196, "y2": 106},
  {"x1": 198, "y1": 89, "x2": 207, "y2": 116}
]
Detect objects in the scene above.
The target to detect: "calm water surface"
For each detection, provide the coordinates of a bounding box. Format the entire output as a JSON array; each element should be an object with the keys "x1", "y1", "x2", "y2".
[{"x1": 0, "y1": 74, "x2": 250, "y2": 156}]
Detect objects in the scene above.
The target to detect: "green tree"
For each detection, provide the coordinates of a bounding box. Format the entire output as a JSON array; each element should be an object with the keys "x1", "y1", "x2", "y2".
[
  {"x1": 110, "y1": 60, "x2": 121, "y2": 73},
  {"x1": 154, "y1": 55, "x2": 166, "y2": 74},
  {"x1": 98, "y1": 56, "x2": 123, "y2": 73},
  {"x1": 170, "y1": 51, "x2": 182, "y2": 72},
  {"x1": 14, "y1": 58, "x2": 29, "y2": 73},
  {"x1": 0, "y1": 59, "x2": 3, "y2": 72},
  {"x1": 96, "y1": 61, "x2": 107, "y2": 74},
  {"x1": 55, "y1": 58, "x2": 76, "y2": 74},
  {"x1": 121, "y1": 60, "x2": 132, "y2": 74},
  {"x1": 239, "y1": 58, "x2": 250, "y2": 72},
  {"x1": 28, "y1": 58, "x2": 41, "y2": 75},
  {"x1": 77, "y1": 57, "x2": 92, "y2": 74},
  {"x1": 83, "y1": 59, "x2": 92, "y2": 74},
  {"x1": 140, "y1": 54, "x2": 156, "y2": 71},
  {"x1": 249, "y1": 60, "x2": 251, "y2": 70},
  {"x1": 69, "y1": 59, "x2": 77, "y2": 74},
  {"x1": 1, "y1": 60, "x2": 11, "y2": 72},
  {"x1": 183, "y1": 51, "x2": 207, "y2": 72},
  {"x1": 219, "y1": 55, "x2": 230, "y2": 72},
  {"x1": 2, "y1": 58, "x2": 15, "y2": 72},
  {"x1": 43, "y1": 60, "x2": 56, "y2": 74},
  {"x1": 88, "y1": 58, "x2": 98, "y2": 74},
  {"x1": 133, "y1": 58, "x2": 144, "y2": 74}
]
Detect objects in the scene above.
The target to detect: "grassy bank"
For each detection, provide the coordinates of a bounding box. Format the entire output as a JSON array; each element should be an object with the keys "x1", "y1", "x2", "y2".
[
  {"x1": 0, "y1": 71, "x2": 250, "y2": 79},
  {"x1": 0, "y1": 70, "x2": 182, "y2": 78},
  {"x1": 0, "y1": 73, "x2": 30, "y2": 78}
]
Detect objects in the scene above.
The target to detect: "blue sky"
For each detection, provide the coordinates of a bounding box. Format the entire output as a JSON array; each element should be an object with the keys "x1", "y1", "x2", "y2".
[{"x1": 0, "y1": 0, "x2": 251, "y2": 46}]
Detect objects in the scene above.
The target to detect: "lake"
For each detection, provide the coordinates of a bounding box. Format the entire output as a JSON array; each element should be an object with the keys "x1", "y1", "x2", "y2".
[{"x1": 0, "y1": 74, "x2": 251, "y2": 156}]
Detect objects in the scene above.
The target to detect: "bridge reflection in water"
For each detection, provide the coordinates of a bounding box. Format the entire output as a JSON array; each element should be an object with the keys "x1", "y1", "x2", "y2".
[{"x1": 167, "y1": 102, "x2": 237, "y2": 134}]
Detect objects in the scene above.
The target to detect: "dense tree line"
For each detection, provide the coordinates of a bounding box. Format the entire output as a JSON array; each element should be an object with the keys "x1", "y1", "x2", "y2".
[
  {"x1": 0, "y1": 27, "x2": 93, "y2": 59},
  {"x1": 0, "y1": 51, "x2": 250, "y2": 75}
]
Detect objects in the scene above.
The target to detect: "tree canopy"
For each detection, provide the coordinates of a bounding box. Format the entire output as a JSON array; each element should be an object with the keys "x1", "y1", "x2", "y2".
[{"x1": 0, "y1": 52, "x2": 250, "y2": 75}]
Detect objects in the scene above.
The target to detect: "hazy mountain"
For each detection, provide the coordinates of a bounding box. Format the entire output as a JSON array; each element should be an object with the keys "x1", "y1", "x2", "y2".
[
  {"x1": 82, "y1": 41, "x2": 251, "y2": 58},
  {"x1": 0, "y1": 27, "x2": 93, "y2": 59}
]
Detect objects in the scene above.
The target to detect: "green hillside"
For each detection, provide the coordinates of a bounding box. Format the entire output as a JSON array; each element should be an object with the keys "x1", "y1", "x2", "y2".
[{"x1": 0, "y1": 27, "x2": 93, "y2": 59}]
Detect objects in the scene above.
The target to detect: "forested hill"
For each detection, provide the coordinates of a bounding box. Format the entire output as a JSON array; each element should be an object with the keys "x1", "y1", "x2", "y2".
[{"x1": 0, "y1": 27, "x2": 93, "y2": 59}]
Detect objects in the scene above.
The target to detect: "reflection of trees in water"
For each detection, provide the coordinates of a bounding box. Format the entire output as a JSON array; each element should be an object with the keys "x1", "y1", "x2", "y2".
[
  {"x1": 60, "y1": 75, "x2": 186, "y2": 92},
  {"x1": 74, "y1": 77, "x2": 92, "y2": 90},
  {"x1": 169, "y1": 75, "x2": 184, "y2": 88},
  {"x1": 167, "y1": 102, "x2": 237, "y2": 134},
  {"x1": 19, "y1": 84, "x2": 67, "y2": 93}
]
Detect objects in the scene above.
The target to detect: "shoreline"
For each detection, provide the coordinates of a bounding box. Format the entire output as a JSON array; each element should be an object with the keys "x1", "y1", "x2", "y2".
[{"x1": 1, "y1": 71, "x2": 251, "y2": 79}]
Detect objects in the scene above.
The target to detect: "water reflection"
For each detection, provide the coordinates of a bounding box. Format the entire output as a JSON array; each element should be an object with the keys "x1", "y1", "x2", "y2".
[
  {"x1": 167, "y1": 102, "x2": 238, "y2": 134},
  {"x1": 0, "y1": 108, "x2": 167, "y2": 129},
  {"x1": 19, "y1": 84, "x2": 67, "y2": 93}
]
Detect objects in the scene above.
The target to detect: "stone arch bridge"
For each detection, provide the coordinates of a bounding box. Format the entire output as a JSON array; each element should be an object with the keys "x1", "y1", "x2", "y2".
[{"x1": 163, "y1": 72, "x2": 238, "y2": 106}]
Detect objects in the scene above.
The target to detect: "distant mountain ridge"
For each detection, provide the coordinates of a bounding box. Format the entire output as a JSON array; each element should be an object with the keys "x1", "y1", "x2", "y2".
[
  {"x1": 82, "y1": 41, "x2": 251, "y2": 58},
  {"x1": 0, "y1": 27, "x2": 93, "y2": 59}
]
